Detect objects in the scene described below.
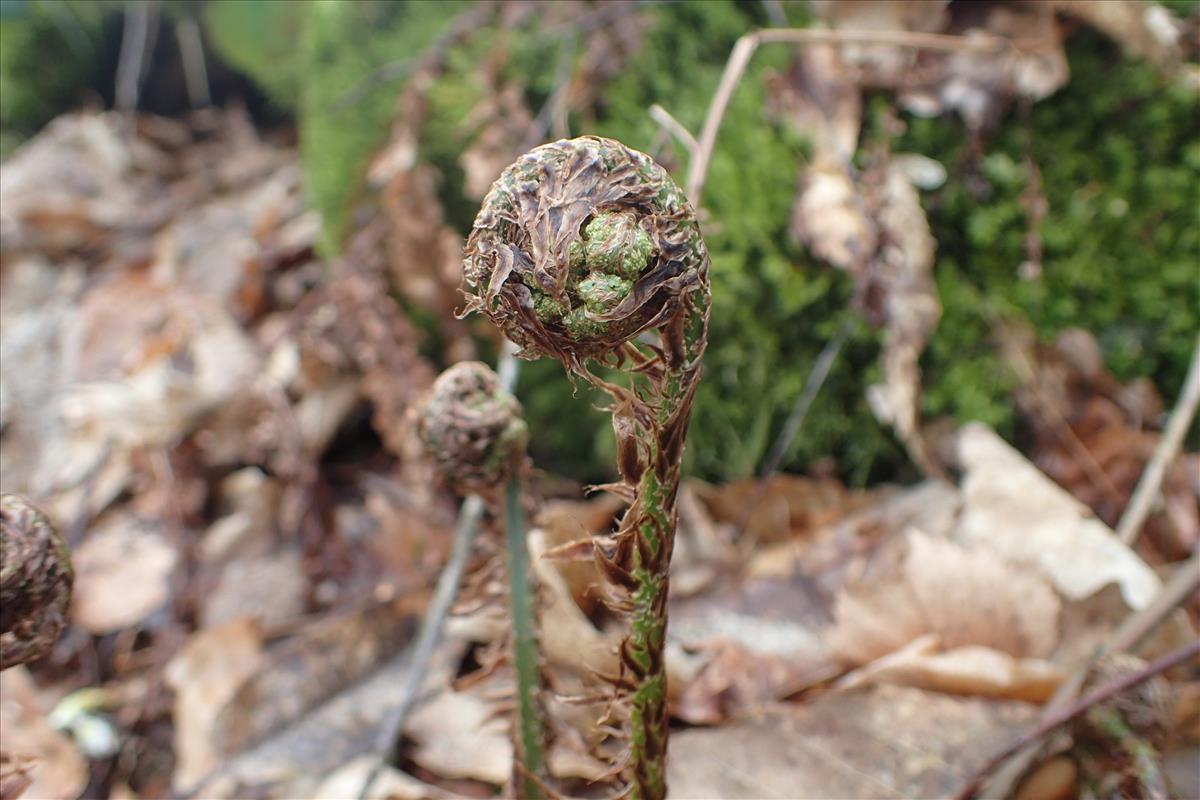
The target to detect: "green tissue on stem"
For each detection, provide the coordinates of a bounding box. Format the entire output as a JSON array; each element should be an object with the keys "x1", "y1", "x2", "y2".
[{"x1": 505, "y1": 474, "x2": 545, "y2": 799}]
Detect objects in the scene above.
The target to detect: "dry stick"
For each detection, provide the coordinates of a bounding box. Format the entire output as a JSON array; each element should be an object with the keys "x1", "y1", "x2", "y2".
[
  {"x1": 760, "y1": 318, "x2": 853, "y2": 481},
  {"x1": 1116, "y1": 333, "x2": 1200, "y2": 546},
  {"x1": 968, "y1": 550, "x2": 1200, "y2": 799},
  {"x1": 1108, "y1": 549, "x2": 1200, "y2": 655},
  {"x1": 953, "y1": 639, "x2": 1200, "y2": 800},
  {"x1": 648, "y1": 104, "x2": 699, "y2": 160},
  {"x1": 685, "y1": 27, "x2": 1012, "y2": 204},
  {"x1": 358, "y1": 494, "x2": 483, "y2": 800},
  {"x1": 359, "y1": 349, "x2": 521, "y2": 800},
  {"x1": 115, "y1": 0, "x2": 156, "y2": 112},
  {"x1": 174, "y1": 17, "x2": 211, "y2": 108}
]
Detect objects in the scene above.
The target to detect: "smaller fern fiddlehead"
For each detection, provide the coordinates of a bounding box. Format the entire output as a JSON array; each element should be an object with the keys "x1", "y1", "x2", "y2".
[
  {"x1": 1, "y1": 494, "x2": 73, "y2": 671},
  {"x1": 420, "y1": 361, "x2": 548, "y2": 798},
  {"x1": 461, "y1": 136, "x2": 711, "y2": 800}
]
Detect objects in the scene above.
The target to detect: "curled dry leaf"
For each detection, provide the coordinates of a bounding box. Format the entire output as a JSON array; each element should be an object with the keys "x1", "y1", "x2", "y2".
[
  {"x1": 837, "y1": 633, "x2": 1064, "y2": 702},
  {"x1": 770, "y1": 43, "x2": 943, "y2": 474},
  {"x1": 956, "y1": 423, "x2": 1161, "y2": 609},
  {"x1": 826, "y1": 528, "x2": 1062, "y2": 700},
  {"x1": 903, "y1": 3, "x2": 1069, "y2": 131},
  {"x1": 863, "y1": 158, "x2": 942, "y2": 476},
  {"x1": 528, "y1": 528, "x2": 619, "y2": 680}
]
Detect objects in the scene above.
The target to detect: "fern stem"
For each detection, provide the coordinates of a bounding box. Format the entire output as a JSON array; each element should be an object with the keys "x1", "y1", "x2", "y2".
[{"x1": 505, "y1": 474, "x2": 546, "y2": 798}]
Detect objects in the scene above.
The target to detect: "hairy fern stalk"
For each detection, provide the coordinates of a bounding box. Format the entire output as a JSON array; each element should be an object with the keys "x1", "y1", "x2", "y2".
[{"x1": 462, "y1": 136, "x2": 711, "y2": 800}]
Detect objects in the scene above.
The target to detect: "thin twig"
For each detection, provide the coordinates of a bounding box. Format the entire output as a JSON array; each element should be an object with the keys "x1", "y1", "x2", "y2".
[
  {"x1": 358, "y1": 494, "x2": 484, "y2": 800},
  {"x1": 953, "y1": 639, "x2": 1200, "y2": 800},
  {"x1": 967, "y1": 551, "x2": 1200, "y2": 798},
  {"x1": 760, "y1": 318, "x2": 853, "y2": 480},
  {"x1": 727, "y1": 318, "x2": 851, "y2": 542},
  {"x1": 115, "y1": 1, "x2": 156, "y2": 112},
  {"x1": 685, "y1": 27, "x2": 1012, "y2": 204},
  {"x1": 1117, "y1": 333, "x2": 1200, "y2": 546},
  {"x1": 174, "y1": 18, "x2": 211, "y2": 108},
  {"x1": 1107, "y1": 550, "x2": 1200, "y2": 655},
  {"x1": 648, "y1": 104, "x2": 699, "y2": 160}
]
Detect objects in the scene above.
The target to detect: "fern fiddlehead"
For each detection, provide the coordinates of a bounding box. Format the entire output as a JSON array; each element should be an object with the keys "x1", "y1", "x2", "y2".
[
  {"x1": 419, "y1": 361, "x2": 549, "y2": 798},
  {"x1": 461, "y1": 136, "x2": 711, "y2": 800}
]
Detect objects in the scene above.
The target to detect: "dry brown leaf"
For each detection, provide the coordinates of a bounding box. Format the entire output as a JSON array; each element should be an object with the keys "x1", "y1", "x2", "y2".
[
  {"x1": 864, "y1": 158, "x2": 942, "y2": 476},
  {"x1": 669, "y1": 571, "x2": 836, "y2": 723},
  {"x1": 956, "y1": 423, "x2": 1161, "y2": 609},
  {"x1": 811, "y1": 1, "x2": 950, "y2": 78},
  {"x1": 0, "y1": 113, "x2": 173, "y2": 255},
  {"x1": 405, "y1": 688, "x2": 512, "y2": 784},
  {"x1": 528, "y1": 528, "x2": 619, "y2": 679},
  {"x1": 189, "y1": 637, "x2": 464, "y2": 799},
  {"x1": 0, "y1": 668, "x2": 86, "y2": 800},
  {"x1": 747, "y1": 480, "x2": 960, "y2": 580},
  {"x1": 535, "y1": 493, "x2": 624, "y2": 615},
  {"x1": 200, "y1": 551, "x2": 308, "y2": 630},
  {"x1": 211, "y1": 601, "x2": 417, "y2": 758},
  {"x1": 828, "y1": 528, "x2": 1061, "y2": 665},
  {"x1": 668, "y1": 686, "x2": 1037, "y2": 799},
  {"x1": 164, "y1": 618, "x2": 266, "y2": 791},
  {"x1": 70, "y1": 512, "x2": 178, "y2": 634},
  {"x1": 692, "y1": 474, "x2": 867, "y2": 545}
]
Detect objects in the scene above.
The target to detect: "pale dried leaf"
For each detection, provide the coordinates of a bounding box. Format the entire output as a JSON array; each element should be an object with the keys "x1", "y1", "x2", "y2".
[
  {"x1": 200, "y1": 551, "x2": 308, "y2": 630},
  {"x1": 190, "y1": 639, "x2": 463, "y2": 799},
  {"x1": 308, "y1": 757, "x2": 451, "y2": 800},
  {"x1": 164, "y1": 618, "x2": 265, "y2": 792},
  {"x1": 211, "y1": 602, "x2": 417, "y2": 758},
  {"x1": 827, "y1": 528, "x2": 1060, "y2": 665},
  {"x1": 406, "y1": 689, "x2": 512, "y2": 783},
  {"x1": 668, "y1": 686, "x2": 1036, "y2": 799},
  {"x1": 866, "y1": 160, "x2": 941, "y2": 475},
  {"x1": 71, "y1": 513, "x2": 178, "y2": 634},
  {"x1": 529, "y1": 528, "x2": 619, "y2": 678},
  {"x1": 956, "y1": 423, "x2": 1161, "y2": 609}
]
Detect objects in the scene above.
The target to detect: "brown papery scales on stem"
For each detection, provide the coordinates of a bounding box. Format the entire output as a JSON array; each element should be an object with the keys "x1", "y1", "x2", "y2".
[{"x1": 460, "y1": 136, "x2": 711, "y2": 800}]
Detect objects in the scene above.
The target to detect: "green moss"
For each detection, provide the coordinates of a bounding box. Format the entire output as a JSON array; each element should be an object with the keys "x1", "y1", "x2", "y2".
[
  {"x1": 203, "y1": 0, "x2": 304, "y2": 110},
  {"x1": 903, "y1": 30, "x2": 1200, "y2": 443},
  {"x1": 204, "y1": 0, "x2": 467, "y2": 255},
  {"x1": 0, "y1": 0, "x2": 109, "y2": 154}
]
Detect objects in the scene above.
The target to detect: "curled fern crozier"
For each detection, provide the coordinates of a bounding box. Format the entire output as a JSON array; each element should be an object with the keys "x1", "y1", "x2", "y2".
[{"x1": 461, "y1": 136, "x2": 710, "y2": 800}]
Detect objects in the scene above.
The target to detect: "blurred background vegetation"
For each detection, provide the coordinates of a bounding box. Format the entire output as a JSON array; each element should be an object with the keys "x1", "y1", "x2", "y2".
[{"x1": 2, "y1": 0, "x2": 1196, "y2": 486}]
